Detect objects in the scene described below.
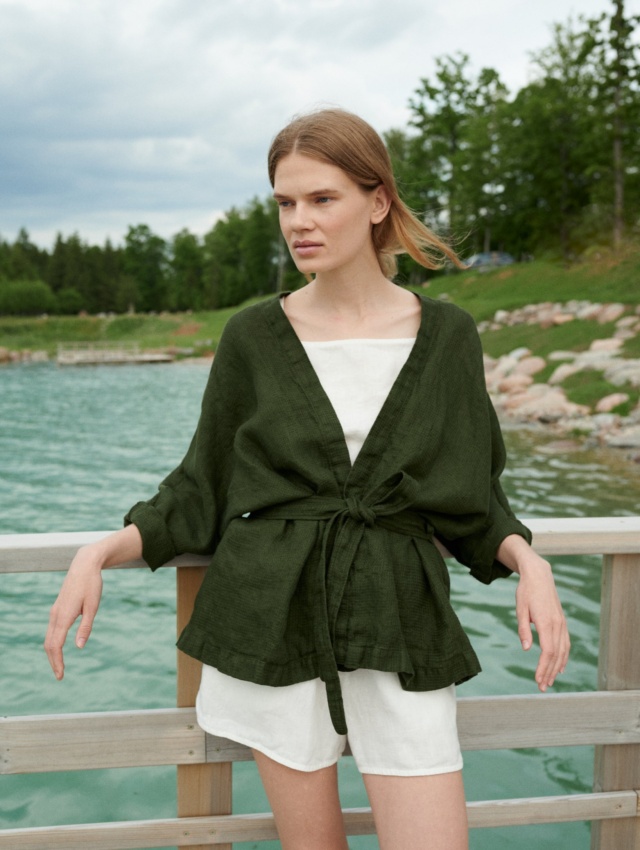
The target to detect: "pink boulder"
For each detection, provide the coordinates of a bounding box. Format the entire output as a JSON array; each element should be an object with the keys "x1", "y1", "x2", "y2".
[
  {"x1": 514, "y1": 356, "x2": 546, "y2": 376},
  {"x1": 596, "y1": 393, "x2": 630, "y2": 413},
  {"x1": 498, "y1": 374, "x2": 534, "y2": 394}
]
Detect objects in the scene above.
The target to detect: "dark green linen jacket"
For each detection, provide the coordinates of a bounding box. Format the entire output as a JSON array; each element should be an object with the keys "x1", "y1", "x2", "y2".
[{"x1": 125, "y1": 293, "x2": 531, "y2": 734}]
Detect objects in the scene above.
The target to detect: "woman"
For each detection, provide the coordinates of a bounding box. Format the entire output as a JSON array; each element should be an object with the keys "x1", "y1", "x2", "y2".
[{"x1": 45, "y1": 108, "x2": 569, "y2": 850}]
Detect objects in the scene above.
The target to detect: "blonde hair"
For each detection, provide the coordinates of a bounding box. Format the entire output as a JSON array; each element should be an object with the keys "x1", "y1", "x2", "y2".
[{"x1": 268, "y1": 108, "x2": 463, "y2": 278}]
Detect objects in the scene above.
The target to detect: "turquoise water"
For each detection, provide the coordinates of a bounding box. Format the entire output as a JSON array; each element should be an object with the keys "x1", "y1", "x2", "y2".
[{"x1": 2, "y1": 360, "x2": 640, "y2": 849}]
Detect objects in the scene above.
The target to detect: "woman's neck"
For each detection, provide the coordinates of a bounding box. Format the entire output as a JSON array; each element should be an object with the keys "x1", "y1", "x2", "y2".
[{"x1": 282, "y1": 279, "x2": 421, "y2": 341}]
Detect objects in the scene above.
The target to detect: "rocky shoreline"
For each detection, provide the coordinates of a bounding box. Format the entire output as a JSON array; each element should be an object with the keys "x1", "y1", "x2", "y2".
[{"x1": 482, "y1": 300, "x2": 640, "y2": 455}]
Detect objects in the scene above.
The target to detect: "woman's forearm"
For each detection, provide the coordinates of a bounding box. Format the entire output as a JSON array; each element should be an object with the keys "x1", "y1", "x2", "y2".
[{"x1": 84, "y1": 523, "x2": 144, "y2": 569}]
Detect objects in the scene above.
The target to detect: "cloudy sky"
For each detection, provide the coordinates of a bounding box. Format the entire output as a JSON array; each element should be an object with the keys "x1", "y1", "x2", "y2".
[{"x1": 1, "y1": 0, "x2": 638, "y2": 248}]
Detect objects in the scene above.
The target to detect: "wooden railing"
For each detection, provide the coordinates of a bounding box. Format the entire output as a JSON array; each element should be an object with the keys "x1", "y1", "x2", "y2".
[{"x1": 1, "y1": 518, "x2": 639, "y2": 849}]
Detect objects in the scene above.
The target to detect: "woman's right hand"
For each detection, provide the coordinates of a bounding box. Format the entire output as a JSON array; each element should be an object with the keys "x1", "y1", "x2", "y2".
[
  {"x1": 44, "y1": 524, "x2": 143, "y2": 679},
  {"x1": 44, "y1": 546, "x2": 104, "y2": 680}
]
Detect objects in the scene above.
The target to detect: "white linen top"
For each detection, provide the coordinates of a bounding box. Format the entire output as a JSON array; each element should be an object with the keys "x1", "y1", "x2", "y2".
[{"x1": 300, "y1": 337, "x2": 415, "y2": 464}]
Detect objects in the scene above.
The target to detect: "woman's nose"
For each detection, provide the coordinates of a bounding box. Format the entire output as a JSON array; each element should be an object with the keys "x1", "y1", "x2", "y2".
[{"x1": 291, "y1": 202, "x2": 313, "y2": 230}]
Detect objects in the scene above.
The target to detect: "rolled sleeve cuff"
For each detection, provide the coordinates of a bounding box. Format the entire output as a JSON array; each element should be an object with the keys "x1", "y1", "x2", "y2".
[
  {"x1": 466, "y1": 515, "x2": 533, "y2": 584},
  {"x1": 124, "y1": 501, "x2": 178, "y2": 571}
]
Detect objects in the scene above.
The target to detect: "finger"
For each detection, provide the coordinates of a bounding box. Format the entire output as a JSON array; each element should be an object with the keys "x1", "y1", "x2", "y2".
[
  {"x1": 535, "y1": 619, "x2": 566, "y2": 688},
  {"x1": 44, "y1": 611, "x2": 72, "y2": 680},
  {"x1": 537, "y1": 636, "x2": 559, "y2": 687},
  {"x1": 516, "y1": 597, "x2": 533, "y2": 651},
  {"x1": 560, "y1": 628, "x2": 571, "y2": 673},
  {"x1": 550, "y1": 619, "x2": 570, "y2": 682},
  {"x1": 75, "y1": 607, "x2": 97, "y2": 648},
  {"x1": 553, "y1": 624, "x2": 571, "y2": 680}
]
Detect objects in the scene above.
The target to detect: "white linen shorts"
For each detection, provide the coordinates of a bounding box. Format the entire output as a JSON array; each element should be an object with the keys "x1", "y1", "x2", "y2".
[{"x1": 196, "y1": 665, "x2": 463, "y2": 776}]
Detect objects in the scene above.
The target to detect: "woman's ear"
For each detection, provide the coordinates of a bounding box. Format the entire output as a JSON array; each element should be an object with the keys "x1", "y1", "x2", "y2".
[{"x1": 370, "y1": 184, "x2": 392, "y2": 224}]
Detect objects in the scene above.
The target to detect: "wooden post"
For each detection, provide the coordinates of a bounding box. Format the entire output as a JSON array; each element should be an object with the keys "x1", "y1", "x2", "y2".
[
  {"x1": 591, "y1": 553, "x2": 640, "y2": 850},
  {"x1": 177, "y1": 566, "x2": 232, "y2": 850}
]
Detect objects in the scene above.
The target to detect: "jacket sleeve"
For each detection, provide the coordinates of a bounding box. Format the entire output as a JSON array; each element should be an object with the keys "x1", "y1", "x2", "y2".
[
  {"x1": 425, "y1": 308, "x2": 532, "y2": 584},
  {"x1": 124, "y1": 320, "x2": 242, "y2": 570},
  {"x1": 436, "y1": 397, "x2": 532, "y2": 584}
]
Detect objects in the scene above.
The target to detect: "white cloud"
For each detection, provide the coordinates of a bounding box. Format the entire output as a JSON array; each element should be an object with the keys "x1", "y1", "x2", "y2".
[{"x1": 1, "y1": 0, "x2": 638, "y2": 248}]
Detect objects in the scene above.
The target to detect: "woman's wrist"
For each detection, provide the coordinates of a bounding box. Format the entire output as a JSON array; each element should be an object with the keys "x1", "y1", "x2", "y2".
[
  {"x1": 497, "y1": 534, "x2": 550, "y2": 575},
  {"x1": 72, "y1": 542, "x2": 109, "y2": 572},
  {"x1": 74, "y1": 525, "x2": 143, "y2": 572}
]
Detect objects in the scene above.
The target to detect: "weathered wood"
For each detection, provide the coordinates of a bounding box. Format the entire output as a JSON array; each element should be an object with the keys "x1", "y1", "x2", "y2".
[
  {"x1": 591, "y1": 553, "x2": 640, "y2": 850},
  {"x1": 0, "y1": 792, "x2": 635, "y2": 848},
  {"x1": 527, "y1": 516, "x2": 640, "y2": 556},
  {"x1": 458, "y1": 690, "x2": 640, "y2": 750},
  {"x1": 467, "y1": 790, "x2": 638, "y2": 829},
  {"x1": 3, "y1": 517, "x2": 640, "y2": 572},
  {"x1": 3, "y1": 691, "x2": 639, "y2": 775},
  {"x1": 0, "y1": 531, "x2": 209, "y2": 573},
  {"x1": 0, "y1": 709, "x2": 203, "y2": 774},
  {"x1": 176, "y1": 567, "x2": 232, "y2": 850}
]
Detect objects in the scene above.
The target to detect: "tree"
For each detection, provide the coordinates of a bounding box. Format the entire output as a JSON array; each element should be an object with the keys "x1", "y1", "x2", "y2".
[
  {"x1": 582, "y1": 0, "x2": 640, "y2": 248},
  {"x1": 409, "y1": 53, "x2": 476, "y2": 235},
  {"x1": 202, "y1": 198, "x2": 285, "y2": 309},
  {"x1": 202, "y1": 210, "x2": 245, "y2": 309},
  {"x1": 239, "y1": 198, "x2": 279, "y2": 298},
  {"x1": 499, "y1": 21, "x2": 604, "y2": 258},
  {"x1": 6, "y1": 229, "x2": 46, "y2": 280},
  {"x1": 123, "y1": 225, "x2": 168, "y2": 312},
  {"x1": 390, "y1": 54, "x2": 510, "y2": 268},
  {"x1": 168, "y1": 229, "x2": 205, "y2": 311}
]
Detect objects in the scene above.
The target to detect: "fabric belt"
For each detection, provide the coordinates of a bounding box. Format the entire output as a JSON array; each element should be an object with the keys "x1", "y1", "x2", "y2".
[{"x1": 251, "y1": 471, "x2": 434, "y2": 734}]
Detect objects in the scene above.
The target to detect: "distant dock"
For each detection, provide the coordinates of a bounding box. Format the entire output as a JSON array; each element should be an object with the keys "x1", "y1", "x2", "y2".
[{"x1": 56, "y1": 342, "x2": 175, "y2": 366}]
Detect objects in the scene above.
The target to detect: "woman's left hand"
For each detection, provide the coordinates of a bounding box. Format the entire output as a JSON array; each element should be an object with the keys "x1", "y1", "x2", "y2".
[{"x1": 497, "y1": 535, "x2": 570, "y2": 691}]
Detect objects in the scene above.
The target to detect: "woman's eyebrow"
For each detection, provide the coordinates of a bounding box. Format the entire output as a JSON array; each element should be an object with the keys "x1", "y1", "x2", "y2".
[{"x1": 273, "y1": 188, "x2": 339, "y2": 200}]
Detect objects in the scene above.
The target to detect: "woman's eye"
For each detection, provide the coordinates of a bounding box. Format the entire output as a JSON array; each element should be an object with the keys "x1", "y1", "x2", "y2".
[
  {"x1": 278, "y1": 200, "x2": 293, "y2": 208},
  {"x1": 316, "y1": 196, "x2": 331, "y2": 204}
]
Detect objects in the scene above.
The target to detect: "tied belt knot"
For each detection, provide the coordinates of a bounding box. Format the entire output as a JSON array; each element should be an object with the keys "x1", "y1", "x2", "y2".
[
  {"x1": 249, "y1": 471, "x2": 433, "y2": 734},
  {"x1": 345, "y1": 496, "x2": 376, "y2": 527}
]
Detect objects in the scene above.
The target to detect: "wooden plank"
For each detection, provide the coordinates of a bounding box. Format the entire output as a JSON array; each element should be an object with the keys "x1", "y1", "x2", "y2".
[
  {"x1": 0, "y1": 792, "x2": 636, "y2": 848},
  {"x1": 3, "y1": 691, "x2": 639, "y2": 775},
  {"x1": 3, "y1": 517, "x2": 640, "y2": 572},
  {"x1": 176, "y1": 566, "x2": 231, "y2": 850},
  {"x1": 527, "y1": 516, "x2": 640, "y2": 556},
  {"x1": 0, "y1": 531, "x2": 209, "y2": 573},
  {"x1": 457, "y1": 690, "x2": 640, "y2": 751},
  {"x1": 0, "y1": 709, "x2": 203, "y2": 774},
  {"x1": 592, "y1": 552, "x2": 640, "y2": 850},
  {"x1": 466, "y1": 790, "x2": 638, "y2": 829}
]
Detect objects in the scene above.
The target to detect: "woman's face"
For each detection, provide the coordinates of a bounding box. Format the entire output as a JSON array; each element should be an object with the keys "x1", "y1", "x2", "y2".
[{"x1": 273, "y1": 152, "x2": 389, "y2": 278}]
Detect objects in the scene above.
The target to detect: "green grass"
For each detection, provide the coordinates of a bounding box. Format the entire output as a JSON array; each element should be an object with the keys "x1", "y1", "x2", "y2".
[
  {"x1": 478, "y1": 320, "x2": 620, "y2": 359},
  {"x1": 622, "y1": 331, "x2": 640, "y2": 358},
  {"x1": 0, "y1": 298, "x2": 268, "y2": 356},
  {"x1": 561, "y1": 369, "x2": 640, "y2": 414},
  {"x1": 420, "y1": 248, "x2": 640, "y2": 321}
]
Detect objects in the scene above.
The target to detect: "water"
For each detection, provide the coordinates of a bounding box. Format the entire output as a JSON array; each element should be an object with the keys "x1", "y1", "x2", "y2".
[{"x1": 1, "y1": 360, "x2": 640, "y2": 849}]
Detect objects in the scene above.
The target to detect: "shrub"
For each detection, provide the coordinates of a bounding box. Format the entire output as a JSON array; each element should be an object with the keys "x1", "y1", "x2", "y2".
[
  {"x1": 0, "y1": 279, "x2": 57, "y2": 316},
  {"x1": 56, "y1": 288, "x2": 85, "y2": 315}
]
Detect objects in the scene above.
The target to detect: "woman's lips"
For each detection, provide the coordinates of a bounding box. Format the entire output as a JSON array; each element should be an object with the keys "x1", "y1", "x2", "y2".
[{"x1": 293, "y1": 241, "x2": 322, "y2": 256}]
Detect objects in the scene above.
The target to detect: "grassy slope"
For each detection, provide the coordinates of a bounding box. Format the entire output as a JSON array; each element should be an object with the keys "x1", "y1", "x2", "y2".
[
  {"x1": 426, "y1": 249, "x2": 639, "y2": 415},
  {"x1": 0, "y1": 301, "x2": 263, "y2": 356},
  {"x1": 421, "y1": 248, "x2": 639, "y2": 322}
]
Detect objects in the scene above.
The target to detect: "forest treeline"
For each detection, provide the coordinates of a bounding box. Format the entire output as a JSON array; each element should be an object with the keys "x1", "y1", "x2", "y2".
[{"x1": 1, "y1": 2, "x2": 638, "y2": 316}]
